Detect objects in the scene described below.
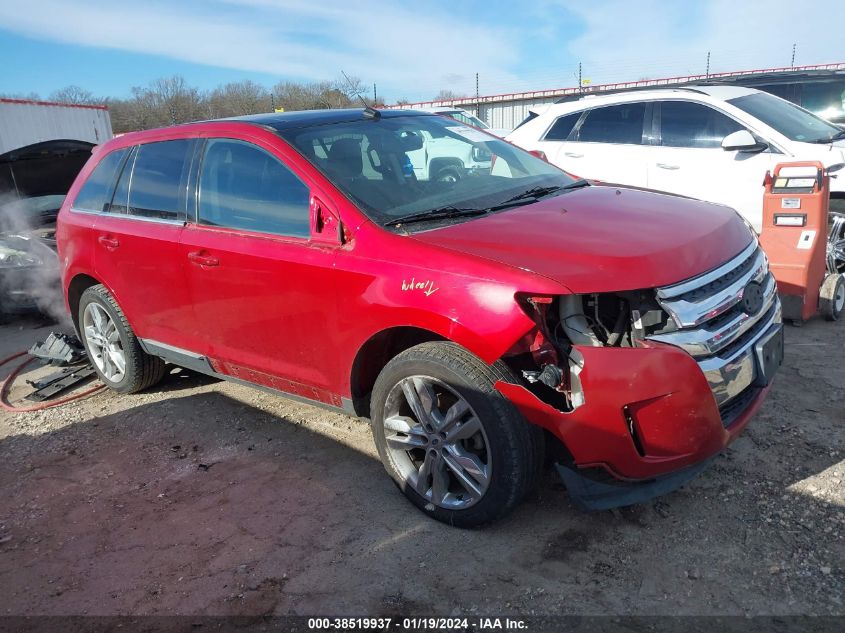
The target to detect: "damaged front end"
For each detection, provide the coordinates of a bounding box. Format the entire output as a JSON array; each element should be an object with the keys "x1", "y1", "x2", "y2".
[{"x1": 497, "y1": 241, "x2": 781, "y2": 510}]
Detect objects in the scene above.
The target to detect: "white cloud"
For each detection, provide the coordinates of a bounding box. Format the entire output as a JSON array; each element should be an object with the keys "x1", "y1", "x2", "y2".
[
  {"x1": 556, "y1": 0, "x2": 845, "y2": 84},
  {"x1": 0, "y1": 0, "x2": 522, "y2": 97},
  {"x1": 1, "y1": 0, "x2": 842, "y2": 100}
]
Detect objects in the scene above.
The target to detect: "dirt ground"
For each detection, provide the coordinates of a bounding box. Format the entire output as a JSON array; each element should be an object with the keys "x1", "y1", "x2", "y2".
[{"x1": 0, "y1": 313, "x2": 842, "y2": 617}]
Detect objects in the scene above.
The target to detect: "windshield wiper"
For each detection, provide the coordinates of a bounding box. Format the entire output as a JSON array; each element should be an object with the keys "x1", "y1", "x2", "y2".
[
  {"x1": 810, "y1": 130, "x2": 845, "y2": 143},
  {"x1": 383, "y1": 180, "x2": 592, "y2": 228},
  {"x1": 383, "y1": 206, "x2": 488, "y2": 227},
  {"x1": 486, "y1": 179, "x2": 591, "y2": 212}
]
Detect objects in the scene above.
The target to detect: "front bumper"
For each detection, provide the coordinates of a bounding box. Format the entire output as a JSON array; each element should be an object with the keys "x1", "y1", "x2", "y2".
[{"x1": 496, "y1": 340, "x2": 773, "y2": 482}]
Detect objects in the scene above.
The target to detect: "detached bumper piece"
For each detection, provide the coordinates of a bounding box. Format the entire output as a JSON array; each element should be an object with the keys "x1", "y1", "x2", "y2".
[
  {"x1": 28, "y1": 332, "x2": 87, "y2": 366},
  {"x1": 26, "y1": 365, "x2": 96, "y2": 402},
  {"x1": 24, "y1": 332, "x2": 95, "y2": 402},
  {"x1": 556, "y1": 459, "x2": 714, "y2": 512}
]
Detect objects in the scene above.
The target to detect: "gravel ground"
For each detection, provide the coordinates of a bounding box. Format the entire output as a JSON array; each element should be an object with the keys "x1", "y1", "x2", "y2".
[{"x1": 0, "y1": 314, "x2": 842, "y2": 617}]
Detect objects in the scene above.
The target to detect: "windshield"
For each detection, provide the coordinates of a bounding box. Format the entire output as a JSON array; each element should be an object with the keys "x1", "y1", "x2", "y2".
[
  {"x1": 277, "y1": 114, "x2": 575, "y2": 227},
  {"x1": 728, "y1": 92, "x2": 842, "y2": 143}
]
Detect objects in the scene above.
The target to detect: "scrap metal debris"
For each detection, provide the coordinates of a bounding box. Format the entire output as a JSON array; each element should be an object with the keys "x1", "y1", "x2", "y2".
[
  {"x1": 23, "y1": 331, "x2": 95, "y2": 401},
  {"x1": 28, "y1": 332, "x2": 86, "y2": 366},
  {"x1": 25, "y1": 366, "x2": 97, "y2": 402}
]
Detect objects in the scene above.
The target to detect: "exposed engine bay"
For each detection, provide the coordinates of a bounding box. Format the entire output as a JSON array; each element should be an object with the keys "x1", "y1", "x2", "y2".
[{"x1": 508, "y1": 291, "x2": 677, "y2": 413}]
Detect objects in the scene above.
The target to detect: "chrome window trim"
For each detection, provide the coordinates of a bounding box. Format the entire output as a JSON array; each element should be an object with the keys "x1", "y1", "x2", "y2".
[{"x1": 68, "y1": 206, "x2": 186, "y2": 226}]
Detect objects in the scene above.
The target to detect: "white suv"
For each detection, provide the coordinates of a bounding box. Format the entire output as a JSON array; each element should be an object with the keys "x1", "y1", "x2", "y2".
[{"x1": 506, "y1": 86, "x2": 845, "y2": 234}]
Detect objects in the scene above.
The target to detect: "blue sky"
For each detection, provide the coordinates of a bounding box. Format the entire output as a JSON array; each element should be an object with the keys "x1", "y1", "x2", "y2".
[{"x1": 1, "y1": 0, "x2": 843, "y2": 104}]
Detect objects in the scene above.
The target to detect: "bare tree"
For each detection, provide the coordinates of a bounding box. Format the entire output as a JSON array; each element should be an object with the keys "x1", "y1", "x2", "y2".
[
  {"x1": 433, "y1": 89, "x2": 464, "y2": 101},
  {"x1": 0, "y1": 91, "x2": 42, "y2": 101},
  {"x1": 396, "y1": 97, "x2": 411, "y2": 106},
  {"x1": 207, "y1": 80, "x2": 271, "y2": 118},
  {"x1": 272, "y1": 80, "x2": 358, "y2": 111},
  {"x1": 59, "y1": 74, "x2": 381, "y2": 133},
  {"x1": 49, "y1": 85, "x2": 100, "y2": 105}
]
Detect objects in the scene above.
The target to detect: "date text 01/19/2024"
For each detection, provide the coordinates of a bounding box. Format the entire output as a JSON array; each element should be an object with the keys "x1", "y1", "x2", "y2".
[{"x1": 306, "y1": 617, "x2": 528, "y2": 630}]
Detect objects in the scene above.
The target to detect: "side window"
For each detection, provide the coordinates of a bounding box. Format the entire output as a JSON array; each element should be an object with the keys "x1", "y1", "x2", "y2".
[
  {"x1": 72, "y1": 148, "x2": 127, "y2": 212},
  {"x1": 577, "y1": 103, "x2": 646, "y2": 144},
  {"x1": 107, "y1": 147, "x2": 136, "y2": 214},
  {"x1": 128, "y1": 139, "x2": 194, "y2": 220},
  {"x1": 198, "y1": 139, "x2": 310, "y2": 238},
  {"x1": 659, "y1": 101, "x2": 744, "y2": 148},
  {"x1": 544, "y1": 112, "x2": 581, "y2": 141}
]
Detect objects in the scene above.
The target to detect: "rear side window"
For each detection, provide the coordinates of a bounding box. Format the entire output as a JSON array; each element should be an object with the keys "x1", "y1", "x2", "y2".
[
  {"x1": 72, "y1": 148, "x2": 127, "y2": 212},
  {"x1": 198, "y1": 139, "x2": 310, "y2": 238},
  {"x1": 577, "y1": 103, "x2": 646, "y2": 144},
  {"x1": 659, "y1": 101, "x2": 743, "y2": 148},
  {"x1": 108, "y1": 147, "x2": 135, "y2": 214},
  {"x1": 127, "y1": 140, "x2": 194, "y2": 221},
  {"x1": 544, "y1": 112, "x2": 581, "y2": 141}
]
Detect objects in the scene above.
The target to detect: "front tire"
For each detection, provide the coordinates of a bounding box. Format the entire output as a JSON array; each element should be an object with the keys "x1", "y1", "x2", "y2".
[
  {"x1": 78, "y1": 285, "x2": 166, "y2": 393},
  {"x1": 370, "y1": 342, "x2": 542, "y2": 527}
]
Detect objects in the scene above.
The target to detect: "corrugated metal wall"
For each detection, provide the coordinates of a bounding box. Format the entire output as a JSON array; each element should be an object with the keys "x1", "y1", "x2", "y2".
[{"x1": 0, "y1": 101, "x2": 113, "y2": 154}]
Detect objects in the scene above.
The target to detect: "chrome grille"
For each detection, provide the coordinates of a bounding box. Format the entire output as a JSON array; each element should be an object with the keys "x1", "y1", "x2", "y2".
[{"x1": 648, "y1": 240, "x2": 782, "y2": 415}]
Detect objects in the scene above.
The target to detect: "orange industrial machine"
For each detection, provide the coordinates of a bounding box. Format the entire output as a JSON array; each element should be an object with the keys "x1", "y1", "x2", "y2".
[{"x1": 760, "y1": 161, "x2": 844, "y2": 323}]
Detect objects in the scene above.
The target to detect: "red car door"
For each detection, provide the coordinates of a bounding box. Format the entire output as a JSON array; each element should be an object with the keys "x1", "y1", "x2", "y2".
[
  {"x1": 179, "y1": 135, "x2": 342, "y2": 404},
  {"x1": 93, "y1": 139, "x2": 201, "y2": 351}
]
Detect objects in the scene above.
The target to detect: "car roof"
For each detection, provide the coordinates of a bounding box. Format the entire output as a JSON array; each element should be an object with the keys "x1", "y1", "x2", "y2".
[
  {"x1": 226, "y1": 108, "x2": 432, "y2": 131},
  {"x1": 544, "y1": 85, "x2": 761, "y2": 113}
]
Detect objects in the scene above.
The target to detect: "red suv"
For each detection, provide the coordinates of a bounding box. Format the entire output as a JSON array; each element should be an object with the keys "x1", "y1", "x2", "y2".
[{"x1": 57, "y1": 109, "x2": 783, "y2": 526}]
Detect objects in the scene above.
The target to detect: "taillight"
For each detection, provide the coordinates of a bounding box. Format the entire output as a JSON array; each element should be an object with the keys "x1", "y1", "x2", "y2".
[{"x1": 529, "y1": 149, "x2": 548, "y2": 161}]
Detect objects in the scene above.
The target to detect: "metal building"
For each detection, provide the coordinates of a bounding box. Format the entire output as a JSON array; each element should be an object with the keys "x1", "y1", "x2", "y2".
[
  {"x1": 389, "y1": 62, "x2": 845, "y2": 130},
  {"x1": 0, "y1": 98, "x2": 113, "y2": 155}
]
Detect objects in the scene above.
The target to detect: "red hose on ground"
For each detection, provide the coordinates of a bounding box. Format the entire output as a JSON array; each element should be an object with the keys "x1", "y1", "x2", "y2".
[{"x1": 0, "y1": 351, "x2": 105, "y2": 412}]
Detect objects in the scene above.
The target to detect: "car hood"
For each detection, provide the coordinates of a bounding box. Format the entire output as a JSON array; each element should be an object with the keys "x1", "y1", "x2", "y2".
[
  {"x1": 410, "y1": 185, "x2": 754, "y2": 293},
  {"x1": 0, "y1": 139, "x2": 93, "y2": 199}
]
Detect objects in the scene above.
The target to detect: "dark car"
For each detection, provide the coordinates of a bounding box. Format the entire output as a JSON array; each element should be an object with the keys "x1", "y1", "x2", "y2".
[{"x1": 0, "y1": 139, "x2": 92, "y2": 318}]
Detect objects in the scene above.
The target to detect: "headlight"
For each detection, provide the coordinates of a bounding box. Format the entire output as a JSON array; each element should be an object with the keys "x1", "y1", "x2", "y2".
[{"x1": 0, "y1": 236, "x2": 44, "y2": 268}]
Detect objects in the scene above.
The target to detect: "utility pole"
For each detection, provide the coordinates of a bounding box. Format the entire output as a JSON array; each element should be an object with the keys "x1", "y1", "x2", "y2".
[
  {"x1": 373, "y1": 83, "x2": 377, "y2": 105},
  {"x1": 475, "y1": 73, "x2": 479, "y2": 101},
  {"x1": 578, "y1": 62, "x2": 582, "y2": 93},
  {"x1": 791, "y1": 43, "x2": 796, "y2": 68},
  {"x1": 706, "y1": 51, "x2": 710, "y2": 78}
]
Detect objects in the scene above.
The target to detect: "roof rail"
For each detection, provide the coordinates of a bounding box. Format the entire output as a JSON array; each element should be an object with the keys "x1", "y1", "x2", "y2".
[{"x1": 553, "y1": 85, "x2": 710, "y2": 104}]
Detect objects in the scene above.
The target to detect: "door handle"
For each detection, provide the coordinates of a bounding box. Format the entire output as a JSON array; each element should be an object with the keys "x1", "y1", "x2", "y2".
[
  {"x1": 656, "y1": 163, "x2": 680, "y2": 170},
  {"x1": 564, "y1": 152, "x2": 584, "y2": 158},
  {"x1": 187, "y1": 251, "x2": 219, "y2": 267},
  {"x1": 98, "y1": 235, "x2": 120, "y2": 249}
]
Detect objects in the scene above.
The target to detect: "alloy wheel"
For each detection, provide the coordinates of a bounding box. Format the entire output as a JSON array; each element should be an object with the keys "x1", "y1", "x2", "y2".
[
  {"x1": 383, "y1": 376, "x2": 491, "y2": 509},
  {"x1": 83, "y1": 303, "x2": 126, "y2": 382}
]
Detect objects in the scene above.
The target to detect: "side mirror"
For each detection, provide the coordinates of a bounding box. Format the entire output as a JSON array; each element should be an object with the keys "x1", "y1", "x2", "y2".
[
  {"x1": 310, "y1": 196, "x2": 344, "y2": 245},
  {"x1": 722, "y1": 130, "x2": 767, "y2": 153}
]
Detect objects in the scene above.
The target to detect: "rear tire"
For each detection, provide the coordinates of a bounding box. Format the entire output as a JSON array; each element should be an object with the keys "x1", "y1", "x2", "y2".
[
  {"x1": 820, "y1": 273, "x2": 845, "y2": 321},
  {"x1": 78, "y1": 285, "x2": 166, "y2": 393},
  {"x1": 433, "y1": 165, "x2": 461, "y2": 184},
  {"x1": 370, "y1": 341, "x2": 543, "y2": 527}
]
